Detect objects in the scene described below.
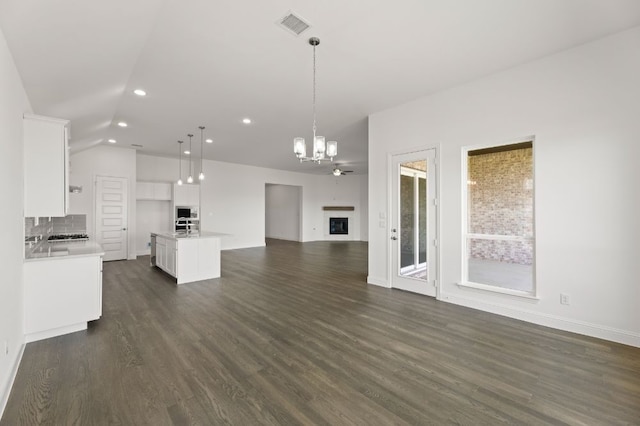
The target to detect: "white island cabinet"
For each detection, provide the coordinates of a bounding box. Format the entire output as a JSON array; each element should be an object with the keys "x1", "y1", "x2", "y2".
[
  {"x1": 24, "y1": 242, "x2": 104, "y2": 343},
  {"x1": 24, "y1": 114, "x2": 70, "y2": 217},
  {"x1": 152, "y1": 232, "x2": 224, "y2": 284}
]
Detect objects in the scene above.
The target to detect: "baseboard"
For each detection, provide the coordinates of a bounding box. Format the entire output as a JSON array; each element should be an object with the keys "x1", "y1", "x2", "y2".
[
  {"x1": 367, "y1": 276, "x2": 390, "y2": 288},
  {"x1": 221, "y1": 241, "x2": 266, "y2": 251},
  {"x1": 0, "y1": 342, "x2": 25, "y2": 419},
  {"x1": 25, "y1": 323, "x2": 87, "y2": 343},
  {"x1": 440, "y1": 291, "x2": 640, "y2": 348},
  {"x1": 137, "y1": 249, "x2": 151, "y2": 256}
]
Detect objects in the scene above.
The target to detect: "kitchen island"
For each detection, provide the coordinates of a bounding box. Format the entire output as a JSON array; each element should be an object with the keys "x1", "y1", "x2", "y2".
[
  {"x1": 24, "y1": 240, "x2": 104, "y2": 342},
  {"x1": 151, "y1": 231, "x2": 226, "y2": 284}
]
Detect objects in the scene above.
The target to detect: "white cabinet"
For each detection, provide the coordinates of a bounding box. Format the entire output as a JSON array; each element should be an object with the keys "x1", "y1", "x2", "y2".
[
  {"x1": 153, "y1": 233, "x2": 222, "y2": 284},
  {"x1": 24, "y1": 114, "x2": 70, "y2": 217},
  {"x1": 166, "y1": 238, "x2": 177, "y2": 276},
  {"x1": 156, "y1": 237, "x2": 166, "y2": 269},
  {"x1": 176, "y1": 237, "x2": 220, "y2": 284},
  {"x1": 24, "y1": 255, "x2": 103, "y2": 342},
  {"x1": 155, "y1": 183, "x2": 173, "y2": 200},
  {"x1": 173, "y1": 184, "x2": 200, "y2": 206},
  {"x1": 155, "y1": 235, "x2": 177, "y2": 276},
  {"x1": 137, "y1": 181, "x2": 172, "y2": 201}
]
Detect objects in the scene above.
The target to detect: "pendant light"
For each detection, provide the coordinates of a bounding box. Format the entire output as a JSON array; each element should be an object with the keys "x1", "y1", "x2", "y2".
[
  {"x1": 187, "y1": 134, "x2": 194, "y2": 184},
  {"x1": 198, "y1": 126, "x2": 205, "y2": 181},
  {"x1": 176, "y1": 140, "x2": 184, "y2": 185},
  {"x1": 293, "y1": 37, "x2": 338, "y2": 164}
]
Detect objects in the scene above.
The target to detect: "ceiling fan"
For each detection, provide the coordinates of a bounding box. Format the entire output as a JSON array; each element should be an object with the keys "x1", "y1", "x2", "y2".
[{"x1": 331, "y1": 165, "x2": 354, "y2": 176}]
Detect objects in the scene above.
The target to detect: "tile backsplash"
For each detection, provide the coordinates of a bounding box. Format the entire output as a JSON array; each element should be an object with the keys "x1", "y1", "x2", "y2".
[{"x1": 25, "y1": 214, "x2": 87, "y2": 238}]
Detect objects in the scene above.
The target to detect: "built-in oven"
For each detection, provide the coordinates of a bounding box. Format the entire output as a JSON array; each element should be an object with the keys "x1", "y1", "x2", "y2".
[{"x1": 175, "y1": 206, "x2": 199, "y2": 231}]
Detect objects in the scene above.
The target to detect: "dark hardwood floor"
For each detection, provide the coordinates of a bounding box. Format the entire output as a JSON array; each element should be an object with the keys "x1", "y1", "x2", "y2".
[{"x1": 3, "y1": 239, "x2": 640, "y2": 425}]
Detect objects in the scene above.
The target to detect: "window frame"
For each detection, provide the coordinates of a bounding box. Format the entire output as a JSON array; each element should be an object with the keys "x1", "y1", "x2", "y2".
[
  {"x1": 460, "y1": 137, "x2": 537, "y2": 299},
  {"x1": 399, "y1": 166, "x2": 428, "y2": 275}
]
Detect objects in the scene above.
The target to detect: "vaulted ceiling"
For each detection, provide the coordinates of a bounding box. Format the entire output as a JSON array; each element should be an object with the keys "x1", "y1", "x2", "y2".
[{"x1": 2, "y1": 0, "x2": 640, "y2": 174}]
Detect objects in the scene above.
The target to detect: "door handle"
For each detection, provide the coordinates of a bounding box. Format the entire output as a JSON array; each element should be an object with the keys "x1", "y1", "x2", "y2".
[
  {"x1": 391, "y1": 236, "x2": 397, "y2": 240},
  {"x1": 122, "y1": 228, "x2": 127, "y2": 231}
]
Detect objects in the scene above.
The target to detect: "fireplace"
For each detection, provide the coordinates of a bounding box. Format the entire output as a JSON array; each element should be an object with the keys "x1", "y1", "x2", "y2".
[{"x1": 329, "y1": 217, "x2": 349, "y2": 235}]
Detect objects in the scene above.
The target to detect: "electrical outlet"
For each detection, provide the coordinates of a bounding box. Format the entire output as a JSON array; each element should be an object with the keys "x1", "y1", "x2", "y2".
[{"x1": 560, "y1": 293, "x2": 570, "y2": 305}]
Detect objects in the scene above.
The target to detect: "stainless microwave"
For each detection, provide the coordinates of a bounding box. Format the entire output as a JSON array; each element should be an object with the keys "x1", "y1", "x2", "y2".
[{"x1": 176, "y1": 206, "x2": 198, "y2": 220}]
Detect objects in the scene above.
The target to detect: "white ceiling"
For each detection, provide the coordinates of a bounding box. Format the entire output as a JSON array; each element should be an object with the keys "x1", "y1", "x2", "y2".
[{"x1": 2, "y1": 0, "x2": 640, "y2": 175}]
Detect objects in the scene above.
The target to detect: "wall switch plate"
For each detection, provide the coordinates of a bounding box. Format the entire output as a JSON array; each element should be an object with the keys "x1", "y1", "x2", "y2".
[{"x1": 560, "y1": 293, "x2": 570, "y2": 305}]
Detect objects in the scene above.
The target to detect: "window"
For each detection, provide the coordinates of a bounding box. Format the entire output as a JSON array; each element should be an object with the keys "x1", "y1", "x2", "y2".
[
  {"x1": 400, "y1": 164, "x2": 427, "y2": 278},
  {"x1": 462, "y1": 140, "x2": 535, "y2": 295}
]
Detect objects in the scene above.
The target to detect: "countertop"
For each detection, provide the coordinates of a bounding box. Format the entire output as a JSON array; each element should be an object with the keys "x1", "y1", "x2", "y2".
[
  {"x1": 25, "y1": 240, "x2": 105, "y2": 262},
  {"x1": 151, "y1": 231, "x2": 228, "y2": 240}
]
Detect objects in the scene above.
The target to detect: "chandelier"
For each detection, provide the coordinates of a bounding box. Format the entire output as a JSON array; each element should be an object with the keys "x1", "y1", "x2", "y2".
[{"x1": 293, "y1": 37, "x2": 337, "y2": 163}]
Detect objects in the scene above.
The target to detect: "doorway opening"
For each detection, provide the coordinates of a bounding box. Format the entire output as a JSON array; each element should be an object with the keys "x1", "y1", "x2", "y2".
[{"x1": 265, "y1": 184, "x2": 302, "y2": 242}]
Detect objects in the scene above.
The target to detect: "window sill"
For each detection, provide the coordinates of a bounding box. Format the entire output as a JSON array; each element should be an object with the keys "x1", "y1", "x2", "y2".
[{"x1": 457, "y1": 281, "x2": 539, "y2": 300}]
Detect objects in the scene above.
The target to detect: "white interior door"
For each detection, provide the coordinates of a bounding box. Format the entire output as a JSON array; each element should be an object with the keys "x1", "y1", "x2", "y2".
[
  {"x1": 96, "y1": 176, "x2": 128, "y2": 261},
  {"x1": 390, "y1": 149, "x2": 437, "y2": 296}
]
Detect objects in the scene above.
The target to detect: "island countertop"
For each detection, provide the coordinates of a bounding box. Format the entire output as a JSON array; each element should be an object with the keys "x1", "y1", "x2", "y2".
[
  {"x1": 151, "y1": 231, "x2": 228, "y2": 240},
  {"x1": 25, "y1": 241, "x2": 105, "y2": 262}
]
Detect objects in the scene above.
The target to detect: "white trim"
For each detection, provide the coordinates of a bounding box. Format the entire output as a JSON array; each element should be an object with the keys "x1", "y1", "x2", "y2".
[
  {"x1": 467, "y1": 234, "x2": 533, "y2": 242},
  {"x1": 0, "y1": 343, "x2": 25, "y2": 419},
  {"x1": 439, "y1": 291, "x2": 640, "y2": 348},
  {"x1": 457, "y1": 281, "x2": 539, "y2": 299},
  {"x1": 367, "y1": 275, "x2": 390, "y2": 287},
  {"x1": 25, "y1": 322, "x2": 87, "y2": 343}
]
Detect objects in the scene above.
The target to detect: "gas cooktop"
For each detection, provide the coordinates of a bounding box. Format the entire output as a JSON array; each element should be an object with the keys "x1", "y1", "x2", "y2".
[{"x1": 48, "y1": 233, "x2": 89, "y2": 242}]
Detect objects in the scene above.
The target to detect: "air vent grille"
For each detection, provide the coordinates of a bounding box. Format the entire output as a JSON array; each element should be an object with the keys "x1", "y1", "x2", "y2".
[{"x1": 278, "y1": 12, "x2": 310, "y2": 36}]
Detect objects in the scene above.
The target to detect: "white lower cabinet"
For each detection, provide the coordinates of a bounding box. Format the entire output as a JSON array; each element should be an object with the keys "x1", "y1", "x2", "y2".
[
  {"x1": 155, "y1": 236, "x2": 177, "y2": 276},
  {"x1": 24, "y1": 255, "x2": 103, "y2": 342},
  {"x1": 153, "y1": 233, "x2": 221, "y2": 284}
]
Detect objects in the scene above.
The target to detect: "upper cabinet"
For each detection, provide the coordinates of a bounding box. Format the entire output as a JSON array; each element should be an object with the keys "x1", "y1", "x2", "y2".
[
  {"x1": 136, "y1": 181, "x2": 172, "y2": 201},
  {"x1": 24, "y1": 114, "x2": 70, "y2": 217},
  {"x1": 173, "y1": 184, "x2": 199, "y2": 207}
]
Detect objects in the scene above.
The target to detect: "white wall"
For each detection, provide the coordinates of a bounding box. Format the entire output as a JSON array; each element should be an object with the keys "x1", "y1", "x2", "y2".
[
  {"x1": 265, "y1": 184, "x2": 301, "y2": 241},
  {"x1": 368, "y1": 27, "x2": 640, "y2": 347},
  {"x1": 0, "y1": 25, "x2": 30, "y2": 414},
  {"x1": 69, "y1": 145, "x2": 137, "y2": 260},
  {"x1": 136, "y1": 200, "x2": 172, "y2": 255},
  {"x1": 137, "y1": 154, "x2": 368, "y2": 250}
]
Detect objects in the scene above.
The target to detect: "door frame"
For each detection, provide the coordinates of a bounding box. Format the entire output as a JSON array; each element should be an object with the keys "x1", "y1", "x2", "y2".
[{"x1": 387, "y1": 145, "x2": 440, "y2": 298}]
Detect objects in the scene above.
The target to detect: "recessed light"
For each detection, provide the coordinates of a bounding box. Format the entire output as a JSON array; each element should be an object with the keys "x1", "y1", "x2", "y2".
[
  {"x1": 108, "y1": 139, "x2": 116, "y2": 143},
  {"x1": 133, "y1": 89, "x2": 146, "y2": 96},
  {"x1": 117, "y1": 121, "x2": 128, "y2": 127},
  {"x1": 205, "y1": 138, "x2": 213, "y2": 143},
  {"x1": 242, "y1": 118, "x2": 252, "y2": 124},
  {"x1": 184, "y1": 150, "x2": 190, "y2": 155}
]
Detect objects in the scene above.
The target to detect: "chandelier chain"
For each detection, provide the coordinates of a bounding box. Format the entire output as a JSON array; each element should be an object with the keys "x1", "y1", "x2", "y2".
[{"x1": 312, "y1": 42, "x2": 317, "y2": 136}]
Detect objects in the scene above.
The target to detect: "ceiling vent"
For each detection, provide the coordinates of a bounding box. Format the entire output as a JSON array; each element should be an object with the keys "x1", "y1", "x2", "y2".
[{"x1": 277, "y1": 11, "x2": 311, "y2": 36}]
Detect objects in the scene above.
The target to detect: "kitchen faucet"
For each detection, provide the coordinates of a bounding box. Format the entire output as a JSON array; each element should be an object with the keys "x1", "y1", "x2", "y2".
[{"x1": 175, "y1": 217, "x2": 193, "y2": 234}]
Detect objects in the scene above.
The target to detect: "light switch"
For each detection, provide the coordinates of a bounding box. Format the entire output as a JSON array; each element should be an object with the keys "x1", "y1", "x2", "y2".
[{"x1": 379, "y1": 220, "x2": 386, "y2": 228}]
